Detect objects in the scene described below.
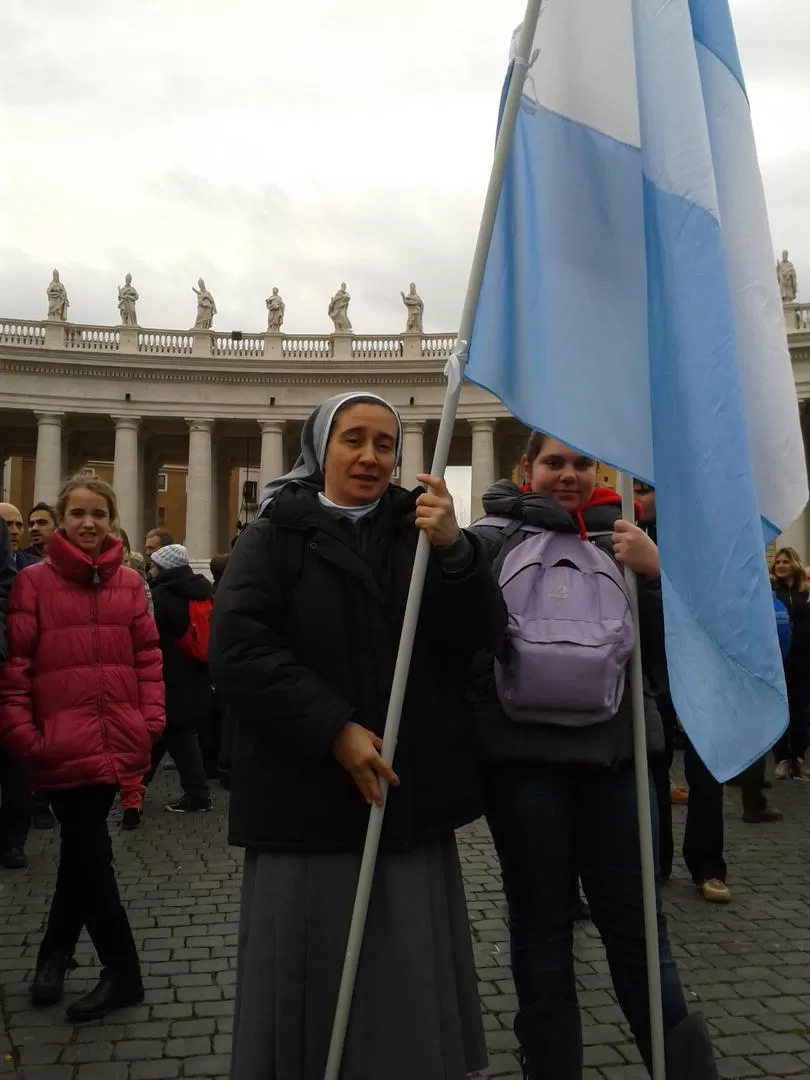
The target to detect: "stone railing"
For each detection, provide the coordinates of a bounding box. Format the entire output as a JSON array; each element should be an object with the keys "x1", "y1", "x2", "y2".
[
  {"x1": 785, "y1": 303, "x2": 810, "y2": 333},
  {"x1": 0, "y1": 318, "x2": 457, "y2": 363}
]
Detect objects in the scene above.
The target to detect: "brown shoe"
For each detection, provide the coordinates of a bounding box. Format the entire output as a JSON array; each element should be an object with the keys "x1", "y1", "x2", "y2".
[
  {"x1": 700, "y1": 878, "x2": 731, "y2": 904},
  {"x1": 670, "y1": 785, "x2": 689, "y2": 805}
]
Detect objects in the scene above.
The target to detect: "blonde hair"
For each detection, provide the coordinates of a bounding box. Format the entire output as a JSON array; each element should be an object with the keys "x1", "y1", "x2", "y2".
[
  {"x1": 56, "y1": 477, "x2": 119, "y2": 527},
  {"x1": 771, "y1": 547, "x2": 808, "y2": 592}
]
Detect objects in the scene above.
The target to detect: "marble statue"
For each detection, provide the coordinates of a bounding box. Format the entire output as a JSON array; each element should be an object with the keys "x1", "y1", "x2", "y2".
[
  {"x1": 266, "y1": 287, "x2": 285, "y2": 332},
  {"x1": 46, "y1": 269, "x2": 69, "y2": 321},
  {"x1": 401, "y1": 282, "x2": 424, "y2": 333},
  {"x1": 328, "y1": 282, "x2": 352, "y2": 332},
  {"x1": 117, "y1": 273, "x2": 139, "y2": 326},
  {"x1": 192, "y1": 278, "x2": 217, "y2": 330},
  {"x1": 778, "y1": 250, "x2": 798, "y2": 304}
]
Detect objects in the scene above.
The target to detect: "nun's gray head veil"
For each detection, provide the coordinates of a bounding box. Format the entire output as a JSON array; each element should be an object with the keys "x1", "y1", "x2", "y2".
[{"x1": 259, "y1": 392, "x2": 403, "y2": 513}]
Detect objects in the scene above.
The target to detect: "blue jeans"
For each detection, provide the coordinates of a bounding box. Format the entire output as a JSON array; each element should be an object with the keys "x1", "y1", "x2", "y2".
[{"x1": 484, "y1": 762, "x2": 687, "y2": 1064}]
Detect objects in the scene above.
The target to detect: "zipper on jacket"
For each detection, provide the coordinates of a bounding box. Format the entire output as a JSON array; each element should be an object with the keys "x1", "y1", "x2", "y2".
[{"x1": 89, "y1": 573, "x2": 110, "y2": 759}]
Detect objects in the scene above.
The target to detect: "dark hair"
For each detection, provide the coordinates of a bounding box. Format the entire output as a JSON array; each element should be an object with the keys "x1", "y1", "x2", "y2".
[
  {"x1": 55, "y1": 478, "x2": 118, "y2": 524},
  {"x1": 29, "y1": 501, "x2": 56, "y2": 524},
  {"x1": 210, "y1": 554, "x2": 229, "y2": 583},
  {"x1": 119, "y1": 528, "x2": 131, "y2": 553},
  {"x1": 146, "y1": 528, "x2": 174, "y2": 548},
  {"x1": 523, "y1": 431, "x2": 548, "y2": 464}
]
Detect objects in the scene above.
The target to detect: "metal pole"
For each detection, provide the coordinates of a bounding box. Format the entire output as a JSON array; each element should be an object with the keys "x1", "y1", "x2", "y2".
[
  {"x1": 323, "y1": 4, "x2": 544, "y2": 1077},
  {"x1": 619, "y1": 472, "x2": 667, "y2": 1080}
]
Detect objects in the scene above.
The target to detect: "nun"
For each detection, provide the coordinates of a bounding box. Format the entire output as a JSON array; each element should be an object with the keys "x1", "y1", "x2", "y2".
[{"x1": 210, "y1": 392, "x2": 503, "y2": 1080}]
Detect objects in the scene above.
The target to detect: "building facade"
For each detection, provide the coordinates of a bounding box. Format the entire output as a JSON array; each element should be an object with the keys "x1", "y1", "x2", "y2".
[{"x1": 2, "y1": 298, "x2": 809, "y2": 564}]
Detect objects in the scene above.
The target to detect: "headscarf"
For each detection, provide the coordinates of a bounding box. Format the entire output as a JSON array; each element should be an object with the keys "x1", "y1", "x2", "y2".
[{"x1": 259, "y1": 391, "x2": 403, "y2": 512}]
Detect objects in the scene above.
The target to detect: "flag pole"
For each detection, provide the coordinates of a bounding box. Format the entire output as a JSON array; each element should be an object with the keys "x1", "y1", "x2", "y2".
[
  {"x1": 323, "y1": 4, "x2": 544, "y2": 1077},
  {"x1": 619, "y1": 472, "x2": 666, "y2": 1080}
]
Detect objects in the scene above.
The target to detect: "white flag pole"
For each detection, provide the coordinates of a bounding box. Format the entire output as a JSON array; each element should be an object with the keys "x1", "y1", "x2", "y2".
[
  {"x1": 323, "y1": 3, "x2": 544, "y2": 1077},
  {"x1": 619, "y1": 472, "x2": 666, "y2": 1080}
]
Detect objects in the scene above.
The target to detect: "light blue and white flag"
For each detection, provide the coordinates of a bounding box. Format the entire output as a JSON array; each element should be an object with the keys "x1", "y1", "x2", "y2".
[{"x1": 466, "y1": 0, "x2": 808, "y2": 780}]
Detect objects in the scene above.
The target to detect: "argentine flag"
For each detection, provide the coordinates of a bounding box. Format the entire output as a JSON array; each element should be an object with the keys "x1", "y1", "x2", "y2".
[{"x1": 466, "y1": 0, "x2": 808, "y2": 781}]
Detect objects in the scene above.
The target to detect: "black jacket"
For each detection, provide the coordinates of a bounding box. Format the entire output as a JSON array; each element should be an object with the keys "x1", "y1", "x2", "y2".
[
  {"x1": 469, "y1": 480, "x2": 664, "y2": 769},
  {"x1": 150, "y1": 565, "x2": 213, "y2": 728},
  {"x1": 209, "y1": 483, "x2": 503, "y2": 854},
  {"x1": 772, "y1": 582, "x2": 810, "y2": 685},
  {"x1": 0, "y1": 518, "x2": 15, "y2": 664}
]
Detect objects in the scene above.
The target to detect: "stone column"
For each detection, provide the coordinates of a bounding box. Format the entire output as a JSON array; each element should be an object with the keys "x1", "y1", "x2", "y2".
[
  {"x1": 34, "y1": 412, "x2": 65, "y2": 505},
  {"x1": 142, "y1": 457, "x2": 159, "y2": 541},
  {"x1": 185, "y1": 419, "x2": 214, "y2": 562},
  {"x1": 214, "y1": 449, "x2": 233, "y2": 553},
  {"x1": 400, "y1": 421, "x2": 425, "y2": 490},
  {"x1": 470, "y1": 420, "x2": 496, "y2": 521},
  {"x1": 112, "y1": 416, "x2": 141, "y2": 542},
  {"x1": 259, "y1": 420, "x2": 286, "y2": 484}
]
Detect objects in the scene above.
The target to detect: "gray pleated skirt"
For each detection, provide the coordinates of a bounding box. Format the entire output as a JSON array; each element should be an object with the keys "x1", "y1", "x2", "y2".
[{"x1": 231, "y1": 834, "x2": 487, "y2": 1080}]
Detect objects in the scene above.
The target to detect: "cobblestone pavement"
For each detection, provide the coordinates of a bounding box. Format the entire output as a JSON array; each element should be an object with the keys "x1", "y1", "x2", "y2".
[{"x1": 2, "y1": 757, "x2": 810, "y2": 1079}]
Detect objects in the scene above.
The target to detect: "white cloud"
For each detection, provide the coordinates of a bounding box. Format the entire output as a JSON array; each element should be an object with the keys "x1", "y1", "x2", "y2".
[{"x1": 1, "y1": 0, "x2": 808, "y2": 333}]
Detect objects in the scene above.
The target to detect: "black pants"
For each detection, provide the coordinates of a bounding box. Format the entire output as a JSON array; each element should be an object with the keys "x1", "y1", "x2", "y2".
[
  {"x1": 774, "y1": 679, "x2": 809, "y2": 763},
  {"x1": 148, "y1": 727, "x2": 210, "y2": 800},
  {"x1": 40, "y1": 786, "x2": 139, "y2": 974},
  {"x1": 30, "y1": 790, "x2": 52, "y2": 820},
  {"x1": 738, "y1": 756, "x2": 768, "y2": 818},
  {"x1": 650, "y1": 693, "x2": 677, "y2": 880},
  {"x1": 0, "y1": 751, "x2": 31, "y2": 853},
  {"x1": 682, "y1": 739, "x2": 726, "y2": 883}
]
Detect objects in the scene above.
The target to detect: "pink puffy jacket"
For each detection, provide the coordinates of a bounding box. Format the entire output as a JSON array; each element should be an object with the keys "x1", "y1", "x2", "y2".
[{"x1": 0, "y1": 529, "x2": 165, "y2": 790}]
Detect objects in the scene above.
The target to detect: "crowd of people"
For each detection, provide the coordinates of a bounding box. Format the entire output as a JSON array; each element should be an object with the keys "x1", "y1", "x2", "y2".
[{"x1": 0, "y1": 391, "x2": 805, "y2": 1079}]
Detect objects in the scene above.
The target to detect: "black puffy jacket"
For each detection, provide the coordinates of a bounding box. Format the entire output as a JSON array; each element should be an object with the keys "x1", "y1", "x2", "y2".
[
  {"x1": 150, "y1": 565, "x2": 213, "y2": 729},
  {"x1": 772, "y1": 582, "x2": 810, "y2": 686},
  {"x1": 468, "y1": 480, "x2": 664, "y2": 769},
  {"x1": 209, "y1": 483, "x2": 503, "y2": 854}
]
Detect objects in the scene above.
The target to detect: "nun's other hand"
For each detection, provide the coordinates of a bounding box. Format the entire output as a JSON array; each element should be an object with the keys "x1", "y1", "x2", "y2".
[
  {"x1": 333, "y1": 722, "x2": 400, "y2": 808},
  {"x1": 415, "y1": 474, "x2": 461, "y2": 549}
]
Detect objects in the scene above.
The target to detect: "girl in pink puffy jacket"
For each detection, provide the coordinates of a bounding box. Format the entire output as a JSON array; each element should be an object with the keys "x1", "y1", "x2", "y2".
[{"x1": 0, "y1": 477, "x2": 165, "y2": 1022}]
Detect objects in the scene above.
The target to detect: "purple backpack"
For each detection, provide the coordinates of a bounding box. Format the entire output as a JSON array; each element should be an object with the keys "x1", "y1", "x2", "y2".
[{"x1": 480, "y1": 519, "x2": 635, "y2": 727}]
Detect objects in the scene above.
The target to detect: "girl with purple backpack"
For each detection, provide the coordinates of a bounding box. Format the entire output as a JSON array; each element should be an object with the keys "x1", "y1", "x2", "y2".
[{"x1": 469, "y1": 432, "x2": 718, "y2": 1080}]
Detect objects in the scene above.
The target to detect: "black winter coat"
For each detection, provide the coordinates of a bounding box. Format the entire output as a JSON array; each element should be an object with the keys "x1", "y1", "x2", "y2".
[
  {"x1": 772, "y1": 582, "x2": 810, "y2": 687},
  {"x1": 469, "y1": 480, "x2": 664, "y2": 769},
  {"x1": 209, "y1": 483, "x2": 504, "y2": 854},
  {"x1": 150, "y1": 565, "x2": 213, "y2": 729},
  {"x1": 0, "y1": 518, "x2": 14, "y2": 663}
]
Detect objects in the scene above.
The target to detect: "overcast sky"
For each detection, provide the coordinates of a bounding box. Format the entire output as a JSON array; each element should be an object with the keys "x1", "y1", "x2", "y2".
[{"x1": 1, "y1": 0, "x2": 808, "y2": 335}]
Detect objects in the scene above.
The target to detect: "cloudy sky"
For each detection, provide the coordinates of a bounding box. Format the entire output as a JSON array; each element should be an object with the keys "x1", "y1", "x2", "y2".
[{"x1": 1, "y1": 0, "x2": 808, "y2": 335}]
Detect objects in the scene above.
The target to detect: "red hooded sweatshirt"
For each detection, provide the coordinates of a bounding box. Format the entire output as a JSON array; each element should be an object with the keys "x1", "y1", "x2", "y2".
[{"x1": 0, "y1": 529, "x2": 165, "y2": 790}]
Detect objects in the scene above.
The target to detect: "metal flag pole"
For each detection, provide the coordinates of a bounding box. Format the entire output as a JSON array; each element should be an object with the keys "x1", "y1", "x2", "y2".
[
  {"x1": 619, "y1": 472, "x2": 667, "y2": 1080},
  {"x1": 323, "y1": 3, "x2": 544, "y2": 1077}
]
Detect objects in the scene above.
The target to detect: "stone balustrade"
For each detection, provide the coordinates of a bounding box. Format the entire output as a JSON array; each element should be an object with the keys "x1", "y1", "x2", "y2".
[
  {"x1": 0, "y1": 317, "x2": 455, "y2": 362},
  {"x1": 785, "y1": 303, "x2": 810, "y2": 333}
]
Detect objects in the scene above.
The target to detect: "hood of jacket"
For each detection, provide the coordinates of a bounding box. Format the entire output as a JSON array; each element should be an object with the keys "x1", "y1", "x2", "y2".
[
  {"x1": 151, "y1": 564, "x2": 212, "y2": 600},
  {"x1": 47, "y1": 529, "x2": 124, "y2": 584},
  {"x1": 481, "y1": 480, "x2": 624, "y2": 537}
]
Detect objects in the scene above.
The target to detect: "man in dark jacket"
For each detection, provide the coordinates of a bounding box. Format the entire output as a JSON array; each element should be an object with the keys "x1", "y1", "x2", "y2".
[
  {"x1": 0, "y1": 516, "x2": 30, "y2": 868},
  {"x1": 147, "y1": 544, "x2": 213, "y2": 813},
  {"x1": 25, "y1": 502, "x2": 56, "y2": 559}
]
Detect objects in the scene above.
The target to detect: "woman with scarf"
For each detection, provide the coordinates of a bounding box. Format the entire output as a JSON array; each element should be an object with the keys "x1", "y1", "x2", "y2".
[
  {"x1": 209, "y1": 392, "x2": 502, "y2": 1080},
  {"x1": 469, "y1": 433, "x2": 718, "y2": 1079}
]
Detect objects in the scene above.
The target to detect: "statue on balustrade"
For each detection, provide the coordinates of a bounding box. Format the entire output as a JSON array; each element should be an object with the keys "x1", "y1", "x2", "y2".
[
  {"x1": 401, "y1": 281, "x2": 424, "y2": 333},
  {"x1": 266, "y1": 287, "x2": 285, "y2": 332},
  {"x1": 328, "y1": 281, "x2": 352, "y2": 332},
  {"x1": 46, "y1": 269, "x2": 69, "y2": 321},
  {"x1": 117, "y1": 273, "x2": 139, "y2": 326},
  {"x1": 778, "y1": 250, "x2": 798, "y2": 304},
  {"x1": 193, "y1": 278, "x2": 217, "y2": 330}
]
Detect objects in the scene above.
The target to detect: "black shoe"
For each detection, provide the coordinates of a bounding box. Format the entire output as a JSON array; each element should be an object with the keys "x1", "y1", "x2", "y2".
[
  {"x1": 32, "y1": 810, "x2": 55, "y2": 830},
  {"x1": 743, "y1": 806, "x2": 784, "y2": 824},
  {"x1": 165, "y1": 795, "x2": 212, "y2": 814},
  {"x1": 0, "y1": 847, "x2": 28, "y2": 869},
  {"x1": 121, "y1": 808, "x2": 142, "y2": 830},
  {"x1": 763, "y1": 780, "x2": 773, "y2": 789},
  {"x1": 31, "y1": 948, "x2": 77, "y2": 1007},
  {"x1": 65, "y1": 967, "x2": 144, "y2": 1023},
  {"x1": 514, "y1": 1000, "x2": 583, "y2": 1079},
  {"x1": 664, "y1": 1012, "x2": 719, "y2": 1078}
]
